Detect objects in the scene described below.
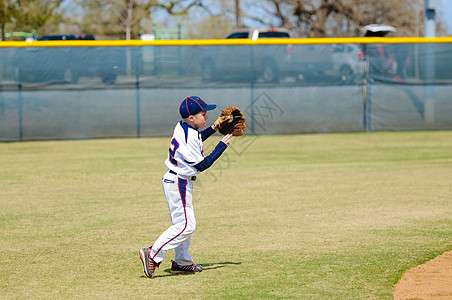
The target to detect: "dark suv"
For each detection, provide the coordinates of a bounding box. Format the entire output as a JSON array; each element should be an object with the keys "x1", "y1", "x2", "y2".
[
  {"x1": 38, "y1": 34, "x2": 95, "y2": 41},
  {"x1": 13, "y1": 34, "x2": 120, "y2": 84}
]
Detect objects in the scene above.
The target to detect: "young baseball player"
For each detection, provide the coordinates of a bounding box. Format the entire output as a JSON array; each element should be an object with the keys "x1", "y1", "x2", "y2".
[{"x1": 139, "y1": 96, "x2": 233, "y2": 278}]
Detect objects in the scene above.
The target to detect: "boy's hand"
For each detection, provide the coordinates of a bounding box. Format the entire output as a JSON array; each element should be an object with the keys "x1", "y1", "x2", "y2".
[{"x1": 221, "y1": 134, "x2": 233, "y2": 146}]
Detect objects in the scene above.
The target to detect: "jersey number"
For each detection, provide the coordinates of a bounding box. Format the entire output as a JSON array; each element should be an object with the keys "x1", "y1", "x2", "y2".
[{"x1": 169, "y1": 138, "x2": 180, "y2": 166}]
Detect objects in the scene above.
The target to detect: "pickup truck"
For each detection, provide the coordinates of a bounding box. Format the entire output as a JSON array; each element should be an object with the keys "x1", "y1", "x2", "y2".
[{"x1": 200, "y1": 28, "x2": 333, "y2": 83}]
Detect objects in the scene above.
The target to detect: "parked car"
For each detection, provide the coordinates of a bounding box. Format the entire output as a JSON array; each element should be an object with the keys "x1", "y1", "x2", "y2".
[
  {"x1": 360, "y1": 24, "x2": 398, "y2": 81},
  {"x1": 361, "y1": 24, "x2": 396, "y2": 37},
  {"x1": 13, "y1": 34, "x2": 121, "y2": 84},
  {"x1": 200, "y1": 28, "x2": 333, "y2": 83},
  {"x1": 327, "y1": 25, "x2": 398, "y2": 83},
  {"x1": 225, "y1": 28, "x2": 291, "y2": 40},
  {"x1": 328, "y1": 44, "x2": 364, "y2": 83},
  {"x1": 38, "y1": 34, "x2": 95, "y2": 41}
]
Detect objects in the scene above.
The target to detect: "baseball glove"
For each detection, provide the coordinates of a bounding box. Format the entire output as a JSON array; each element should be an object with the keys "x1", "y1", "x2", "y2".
[{"x1": 213, "y1": 106, "x2": 246, "y2": 136}]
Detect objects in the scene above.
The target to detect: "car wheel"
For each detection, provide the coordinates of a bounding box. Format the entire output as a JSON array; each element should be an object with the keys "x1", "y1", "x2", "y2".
[
  {"x1": 262, "y1": 61, "x2": 279, "y2": 83},
  {"x1": 302, "y1": 71, "x2": 319, "y2": 83},
  {"x1": 102, "y1": 74, "x2": 117, "y2": 84},
  {"x1": 339, "y1": 65, "x2": 353, "y2": 84},
  {"x1": 201, "y1": 59, "x2": 216, "y2": 82}
]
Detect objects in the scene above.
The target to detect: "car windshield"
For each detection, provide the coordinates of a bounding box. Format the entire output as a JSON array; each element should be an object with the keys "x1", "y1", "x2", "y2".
[
  {"x1": 226, "y1": 32, "x2": 249, "y2": 39},
  {"x1": 258, "y1": 32, "x2": 290, "y2": 38}
]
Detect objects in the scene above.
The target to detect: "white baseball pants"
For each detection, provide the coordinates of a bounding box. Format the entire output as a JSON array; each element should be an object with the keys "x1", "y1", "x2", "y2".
[{"x1": 150, "y1": 171, "x2": 196, "y2": 265}]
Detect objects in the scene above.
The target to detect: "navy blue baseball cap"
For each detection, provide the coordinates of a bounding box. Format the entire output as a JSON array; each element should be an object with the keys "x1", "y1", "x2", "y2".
[{"x1": 179, "y1": 96, "x2": 216, "y2": 118}]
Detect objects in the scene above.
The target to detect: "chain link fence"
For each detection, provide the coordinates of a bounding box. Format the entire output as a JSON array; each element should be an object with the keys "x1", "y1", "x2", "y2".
[{"x1": 1, "y1": 38, "x2": 451, "y2": 141}]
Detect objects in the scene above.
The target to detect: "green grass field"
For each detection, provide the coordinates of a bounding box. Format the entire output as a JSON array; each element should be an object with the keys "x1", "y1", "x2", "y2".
[{"x1": 1, "y1": 131, "x2": 452, "y2": 299}]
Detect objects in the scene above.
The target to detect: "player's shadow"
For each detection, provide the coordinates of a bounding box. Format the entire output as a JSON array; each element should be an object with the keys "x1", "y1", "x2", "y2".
[
  {"x1": 163, "y1": 261, "x2": 241, "y2": 275},
  {"x1": 193, "y1": 261, "x2": 241, "y2": 271},
  {"x1": 140, "y1": 261, "x2": 241, "y2": 279}
]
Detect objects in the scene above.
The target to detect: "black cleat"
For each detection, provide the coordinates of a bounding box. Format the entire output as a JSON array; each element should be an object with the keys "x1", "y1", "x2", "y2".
[{"x1": 170, "y1": 260, "x2": 203, "y2": 274}]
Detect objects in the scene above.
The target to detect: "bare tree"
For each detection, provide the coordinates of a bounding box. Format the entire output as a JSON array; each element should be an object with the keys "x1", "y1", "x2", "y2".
[
  {"x1": 72, "y1": 0, "x2": 208, "y2": 39},
  {"x1": 242, "y1": 0, "x2": 446, "y2": 38},
  {"x1": 104, "y1": 0, "x2": 151, "y2": 40},
  {"x1": 4, "y1": 0, "x2": 448, "y2": 39}
]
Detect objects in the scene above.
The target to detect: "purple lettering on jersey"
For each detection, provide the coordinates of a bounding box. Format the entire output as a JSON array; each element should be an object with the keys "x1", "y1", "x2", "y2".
[{"x1": 169, "y1": 138, "x2": 180, "y2": 166}]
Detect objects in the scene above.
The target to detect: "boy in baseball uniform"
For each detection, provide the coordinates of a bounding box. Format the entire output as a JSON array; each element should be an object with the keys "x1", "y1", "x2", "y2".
[{"x1": 139, "y1": 96, "x2": 233, "y2": 278}]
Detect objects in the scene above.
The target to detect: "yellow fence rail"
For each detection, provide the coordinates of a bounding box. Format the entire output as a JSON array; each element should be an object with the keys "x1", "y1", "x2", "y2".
[{"x1": 1, "y1": 36, "x2": 452, "y2": 48}]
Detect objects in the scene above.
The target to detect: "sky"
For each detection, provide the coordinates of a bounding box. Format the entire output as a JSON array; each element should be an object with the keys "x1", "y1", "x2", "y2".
[{"x1": 439, "y1": 0, "x2": 452, "y2": 34}]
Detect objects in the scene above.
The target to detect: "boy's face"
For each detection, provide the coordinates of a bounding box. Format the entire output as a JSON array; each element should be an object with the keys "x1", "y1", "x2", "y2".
[{"x1": 190, "y1": 111, "x2": 208, "y2": 129}]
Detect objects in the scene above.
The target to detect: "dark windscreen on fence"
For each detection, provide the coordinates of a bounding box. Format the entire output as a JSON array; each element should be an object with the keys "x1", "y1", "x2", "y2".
[{"x1": 1, "y1": 39, "x2": 451, "y2": 141}]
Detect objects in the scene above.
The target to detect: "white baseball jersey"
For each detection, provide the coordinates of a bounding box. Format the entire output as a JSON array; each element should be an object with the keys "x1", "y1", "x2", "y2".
[{"x1": 165, "y1": 121, "x2": 204, "y2": 177}]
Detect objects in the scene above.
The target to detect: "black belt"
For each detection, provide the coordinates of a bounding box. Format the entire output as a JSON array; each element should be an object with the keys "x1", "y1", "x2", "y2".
[{"x1": 169, "y1": 170, "x2": 196, "y2": 181}]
